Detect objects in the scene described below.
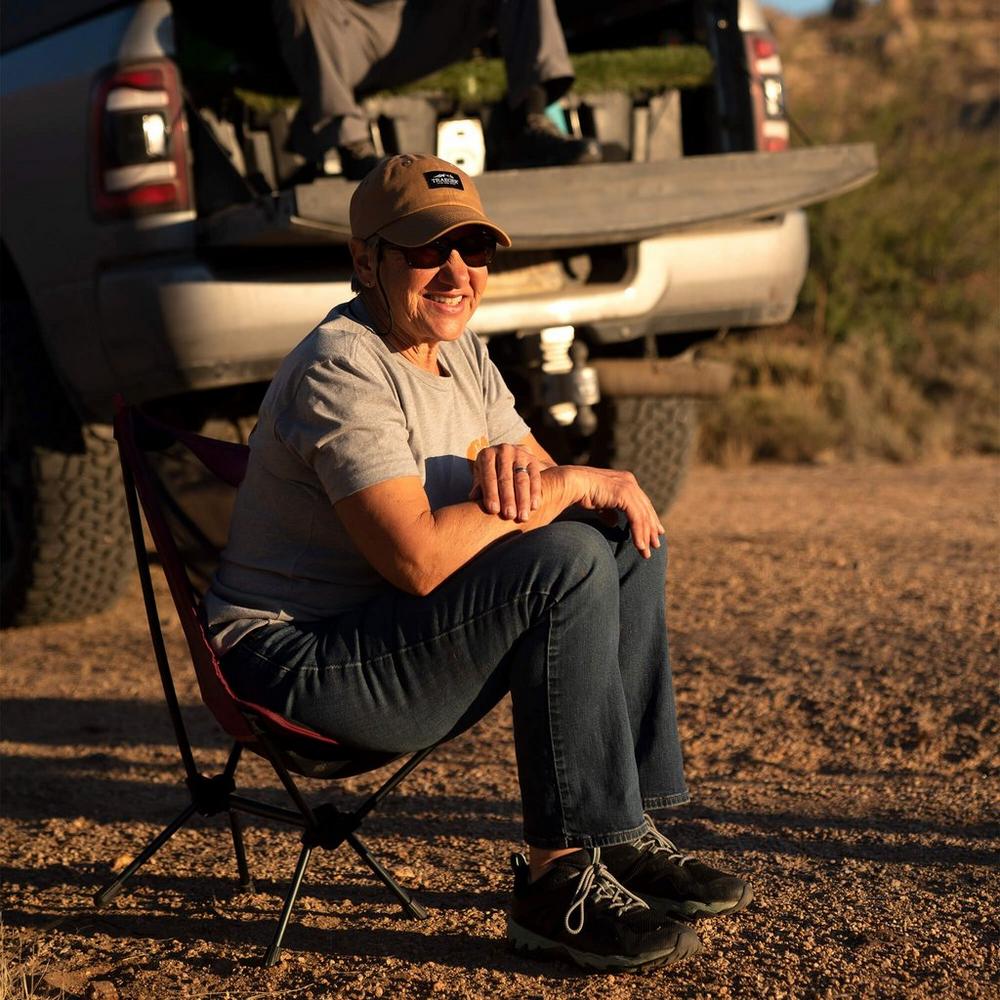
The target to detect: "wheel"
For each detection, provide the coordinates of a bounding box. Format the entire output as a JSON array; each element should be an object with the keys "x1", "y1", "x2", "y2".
[
  {"x1": 589, "y1": 396, "x2": 698, "y2": 514},
  {"x1": 1, "y1": 303, "x2": 132, "y2": 627}
]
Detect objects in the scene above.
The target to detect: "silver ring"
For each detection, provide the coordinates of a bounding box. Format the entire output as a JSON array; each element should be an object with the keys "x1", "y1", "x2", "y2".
[{"x1": 513, "y1": 466, "x2": 530, "y2": 474}]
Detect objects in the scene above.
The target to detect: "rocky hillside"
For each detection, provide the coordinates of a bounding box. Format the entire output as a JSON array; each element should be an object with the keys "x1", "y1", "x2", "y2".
[
  {"x1": 697, "y1": 0, "x2": 999, "y2": 464},
  {"x1": 774, "y1": 0, "x2": 998, "y2": 125}
]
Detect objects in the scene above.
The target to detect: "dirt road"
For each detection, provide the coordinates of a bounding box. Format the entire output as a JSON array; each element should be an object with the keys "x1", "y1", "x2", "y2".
[{"x1": 3, "y1": 458, "x2": 998, "y2": 999}]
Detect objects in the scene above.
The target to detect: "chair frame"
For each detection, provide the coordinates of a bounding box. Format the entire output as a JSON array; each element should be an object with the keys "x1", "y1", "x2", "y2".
[{"x1": 94, "y1": 400, "x2": 434, "y2": 966}]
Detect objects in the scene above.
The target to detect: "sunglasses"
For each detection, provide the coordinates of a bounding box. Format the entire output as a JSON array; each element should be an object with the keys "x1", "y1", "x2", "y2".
[{"x1": 382, "y1": 228, "x2": 498, "y2": 269}]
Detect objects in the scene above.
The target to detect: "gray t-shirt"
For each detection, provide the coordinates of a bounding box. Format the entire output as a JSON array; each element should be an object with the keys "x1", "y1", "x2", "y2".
[{"x1": 203, "y1": 298, "x2": 529, "y2": 653}]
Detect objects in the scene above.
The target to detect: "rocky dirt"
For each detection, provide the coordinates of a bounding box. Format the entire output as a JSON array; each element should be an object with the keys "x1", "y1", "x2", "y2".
[{"x1": 2, "y1": 458, "x2": 998, "y2": 999}]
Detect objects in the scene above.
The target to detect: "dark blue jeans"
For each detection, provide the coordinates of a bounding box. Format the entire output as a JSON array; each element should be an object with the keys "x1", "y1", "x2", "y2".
[{"x1": 220, "y1": 516, "x2": 689, "y2": 849}]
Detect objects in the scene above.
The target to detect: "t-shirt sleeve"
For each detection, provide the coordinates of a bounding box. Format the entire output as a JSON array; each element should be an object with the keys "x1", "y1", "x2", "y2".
[
  {"x1": 273, "y1": 356, "x2": 418, "y2": 505},
  {"x1": 471, "y1": 334, "x2": 531, "y2": 445}
]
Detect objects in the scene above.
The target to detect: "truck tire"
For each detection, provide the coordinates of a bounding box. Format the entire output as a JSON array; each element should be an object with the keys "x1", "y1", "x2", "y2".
[
  {"x1": 590, "y1": 396, "x2": 698, "y2": 514},
  {"x1": 1, "y1": 304, "x2": 131, "y2": 627}
]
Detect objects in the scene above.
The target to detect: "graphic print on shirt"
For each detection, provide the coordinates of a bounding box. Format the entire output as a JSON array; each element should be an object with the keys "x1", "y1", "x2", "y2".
[{"x1": 466, "y1": 435, "x2": 489, "y2": 467}]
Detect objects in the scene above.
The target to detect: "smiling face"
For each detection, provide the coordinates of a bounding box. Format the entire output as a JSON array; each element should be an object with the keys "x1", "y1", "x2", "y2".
[{"x1": 350, "y1": 226, "x2": 489, "y2": 367}]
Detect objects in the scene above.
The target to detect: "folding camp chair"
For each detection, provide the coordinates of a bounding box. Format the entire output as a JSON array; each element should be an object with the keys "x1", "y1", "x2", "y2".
[{"x1": 94, "y1": 398, "x2": 437, "y2": 966}]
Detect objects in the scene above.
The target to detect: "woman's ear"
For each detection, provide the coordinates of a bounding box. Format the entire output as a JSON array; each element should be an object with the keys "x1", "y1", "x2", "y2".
[{"x1": 349, "y1": 237, "x2": 376, "y2": 288}]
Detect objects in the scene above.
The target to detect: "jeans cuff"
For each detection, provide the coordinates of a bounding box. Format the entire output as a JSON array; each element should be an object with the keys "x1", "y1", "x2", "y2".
[
  {"x1": 523, "y1": 818, "x2": 649, "y2": 850},
  {"x1": 642, "y1": 791, "x2": 691, "y2": 812}
]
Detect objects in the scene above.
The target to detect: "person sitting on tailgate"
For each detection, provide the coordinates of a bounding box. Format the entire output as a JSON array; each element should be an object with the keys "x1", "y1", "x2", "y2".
[{"x1": 273, "y1": 0, "x2": 601, "y2": 178}]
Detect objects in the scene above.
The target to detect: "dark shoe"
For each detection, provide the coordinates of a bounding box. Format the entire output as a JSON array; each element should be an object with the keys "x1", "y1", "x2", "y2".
[
  {"x1": 602, "y1": 816, "x2": 753, "y2": 919},
  {"x1": 338, "y1": 139, "x2": 381, "y2": 181},
  {"x1": 506, "y1": 848, "x2": 700, "y2": 972},
  {"x1": 503, "y1": 113, "x2": 602, "y2": 168}
]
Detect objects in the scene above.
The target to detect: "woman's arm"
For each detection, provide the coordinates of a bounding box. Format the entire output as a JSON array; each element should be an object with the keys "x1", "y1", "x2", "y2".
[
  {"x1": 468, "y1": 433, "x2": 556, "y2": 522},
  {"x1": 336, "y1": 463, "x2": 663, "y2": 596},
  {"x1": 519, "y1": 433, "x2": 557, "y2": 467}
]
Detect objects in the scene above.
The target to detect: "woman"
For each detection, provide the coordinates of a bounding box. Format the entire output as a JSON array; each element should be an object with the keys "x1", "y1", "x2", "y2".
[{"x1": 205, "y1": 154, "x2": 751, "y2": 972}]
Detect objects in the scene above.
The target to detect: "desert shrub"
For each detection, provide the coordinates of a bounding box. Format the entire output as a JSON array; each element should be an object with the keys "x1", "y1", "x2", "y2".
[
  {"x1": 803, "y1": 95, "x2": 998, "y2": 351},
  {"x1": 698, "y1": 328, "x2": 959, "y2": 463}
]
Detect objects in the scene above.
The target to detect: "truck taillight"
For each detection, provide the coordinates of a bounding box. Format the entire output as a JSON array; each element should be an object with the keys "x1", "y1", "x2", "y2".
[
  {"x1": 90, "y1": 60, "x2": 191, "y2": 220},
  {"x1": 744, "y1": 31, "x2": 790, "y2": 153},
  {"x1": 751, "y1": 37, "x2": 777, "y2": 60}
]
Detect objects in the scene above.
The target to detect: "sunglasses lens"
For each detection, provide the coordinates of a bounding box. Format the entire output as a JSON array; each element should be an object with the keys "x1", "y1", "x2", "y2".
[
  {"x1": 396, "y1": 230, "x2": 498, "y2": 268},
  {"x1": 404, "y1": 245, "x2": 449, "y2": 268},
  {"x1": 456, "y1": 235, "x2": 496, "y2": 267}
]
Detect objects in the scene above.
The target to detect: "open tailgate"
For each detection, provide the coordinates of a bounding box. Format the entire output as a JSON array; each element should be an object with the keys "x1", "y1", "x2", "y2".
[{"x1": 201, "y1": 143, "x2": 877, "y2": 250}]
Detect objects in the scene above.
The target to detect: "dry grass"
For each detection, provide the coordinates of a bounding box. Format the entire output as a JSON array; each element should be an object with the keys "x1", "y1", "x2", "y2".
[
  {"x1": 697, "y1": 327, "x2": 970, "y2": 464},
  {"x1": 0, "y1": 922, "x2": 60, "y2": 1000}
]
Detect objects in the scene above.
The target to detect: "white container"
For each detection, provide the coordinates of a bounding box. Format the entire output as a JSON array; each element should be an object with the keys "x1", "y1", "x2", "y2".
[{"x1": 436, "y1": 118, "x2": 486, "y2": 176}]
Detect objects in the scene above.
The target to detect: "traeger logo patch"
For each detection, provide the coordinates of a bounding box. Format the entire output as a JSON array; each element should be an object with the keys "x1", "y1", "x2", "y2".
[{"x1": 424, "y1": 170, "x2": 463, "y2": 190}]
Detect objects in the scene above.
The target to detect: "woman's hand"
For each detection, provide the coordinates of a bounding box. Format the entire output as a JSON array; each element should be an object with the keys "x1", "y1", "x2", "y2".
[
  {"x1": 469, "y1": 442, "x2": 550, "y2": 522},
  {"x1": 563, "y1": 466, "x2": 665, "y2": 558}
]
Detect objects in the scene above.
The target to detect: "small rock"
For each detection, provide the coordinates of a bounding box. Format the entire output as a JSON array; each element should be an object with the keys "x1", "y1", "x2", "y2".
[
  {"x1": 86, "y1": 981, "x2": 119, "y2": 1000},
  {"x1": 110, "y1": 854, "x2": 133, "y2": 874},
  {"x1": 42, "y1": 970, "x2": 90, "y2": 994}
]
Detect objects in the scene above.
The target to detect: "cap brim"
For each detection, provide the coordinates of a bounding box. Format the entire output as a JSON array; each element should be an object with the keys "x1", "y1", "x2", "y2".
[{"x1": 377, "y1": 205, "x2": 512, "y2": 248}]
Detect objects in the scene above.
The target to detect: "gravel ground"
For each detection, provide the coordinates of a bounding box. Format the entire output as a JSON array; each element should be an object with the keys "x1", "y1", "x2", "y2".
[{"x1": 2, "y1": 457, "x2": 998, "y2": 1000}]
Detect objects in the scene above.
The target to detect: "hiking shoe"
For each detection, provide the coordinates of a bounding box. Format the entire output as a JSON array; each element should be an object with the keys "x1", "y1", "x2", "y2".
[
  {"x1": 506, "y1": 848, "x2": 700, "y2": 972},
  {"x1": 502, "y1": 113, "x2": 602, "y2": 168},
  {"x1": 338, "y1": 139, "x2": 381, "y2": 180},
  {"x1": 602, "y1": 816, "x2": 753, "y2": 918}
]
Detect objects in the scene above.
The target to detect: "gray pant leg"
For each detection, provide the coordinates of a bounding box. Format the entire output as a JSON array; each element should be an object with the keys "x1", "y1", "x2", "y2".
[
  {"x1": 274, "y1": 0, "x2": 575, "y2": 156},
  {"x1": 496, "y1": 0, "x2": 575, "y2": 109},
  {"x1": 275, "y1": 0, "x2": 412, "y2": 154},
  {"x1": 353, "y1": 2, "x2": 495, "y2": 91}
]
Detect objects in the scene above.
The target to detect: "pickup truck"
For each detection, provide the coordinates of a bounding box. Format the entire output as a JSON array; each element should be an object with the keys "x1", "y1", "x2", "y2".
[{"x1": 0, "y1": 0, "x2": 876, "y2": 626}]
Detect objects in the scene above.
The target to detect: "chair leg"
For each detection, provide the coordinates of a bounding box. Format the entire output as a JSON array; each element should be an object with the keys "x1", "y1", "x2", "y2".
[
  {"x1": 93, "y1": 801, "x2": 199, "y2": 906},
  {"x1": 347, "y1": 832, "x2": 428, "y2": 919},
  {"x1": 262, "y1": 842, "x2": 313, "y2": 968},
  {"x1": 228, "y1": 810, "x2": 255, "y2": 891}
]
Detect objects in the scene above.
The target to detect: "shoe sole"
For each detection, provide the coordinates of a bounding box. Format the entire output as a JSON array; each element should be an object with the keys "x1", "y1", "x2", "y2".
[
  {"x1": 506, "y1": 919, "x2": 700, "y2": 972},
  {"x1": 648, "y1": 881, "x2": 754, "y2": 918}
]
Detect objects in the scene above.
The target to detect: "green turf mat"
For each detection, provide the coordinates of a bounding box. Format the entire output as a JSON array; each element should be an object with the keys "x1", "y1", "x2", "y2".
[
  {"x1": 233, "y1": 46, "x2": 712, "y2": 114},
  {"x1": 385, "y1": 46, "x2": 713, "y2": 102}
]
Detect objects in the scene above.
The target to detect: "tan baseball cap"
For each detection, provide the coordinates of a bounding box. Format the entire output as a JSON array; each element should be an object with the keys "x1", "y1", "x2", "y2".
[{"x1": 349, "y1": 153, "x2": 511, "y2": 248}]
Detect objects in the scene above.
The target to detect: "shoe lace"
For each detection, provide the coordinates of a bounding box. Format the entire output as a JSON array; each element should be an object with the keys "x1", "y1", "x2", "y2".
[
  {"x1": 564, "y1": 847, "x2": 649, "y2": 936},
  {"x1": 637, "y1": 821, "x2": 694, "y2": 866}
]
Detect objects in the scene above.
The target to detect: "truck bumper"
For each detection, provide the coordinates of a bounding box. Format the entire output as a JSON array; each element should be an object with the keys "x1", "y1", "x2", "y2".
[
  {"x1": 94, "y1": 210, "x2": 807, "y2": 411},
  {"x1": 95, "y1": 260, "x2": 355, "y2": 410},
  {"x1": 476, "y1": 210, "x2": 809, "y2": 341}
]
